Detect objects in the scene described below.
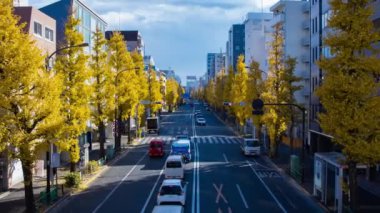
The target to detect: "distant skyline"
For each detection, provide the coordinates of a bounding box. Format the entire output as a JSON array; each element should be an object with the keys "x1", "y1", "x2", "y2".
[{"x1": 27, "y1": 0, "x2": 278, "y2": 82}]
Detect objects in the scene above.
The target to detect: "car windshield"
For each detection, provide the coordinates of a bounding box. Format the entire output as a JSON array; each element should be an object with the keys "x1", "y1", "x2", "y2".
[
  {"x1": 150, "y1": 142, "x2": 162, "y2": 148},
  {"x1": 160, "y1": 185, "x2": 182, "y2": 195},
  {"x1": 246, "y1": 140, "x2": 260, "y2": 147},
  {"x1": 166, "y1": 161, "x2": 182, "y2": 168}
]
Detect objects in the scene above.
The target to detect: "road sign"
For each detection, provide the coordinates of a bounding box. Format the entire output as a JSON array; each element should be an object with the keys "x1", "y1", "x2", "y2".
[{"x1": 140, "y1": 100, "x2": 150, "y2": 105}]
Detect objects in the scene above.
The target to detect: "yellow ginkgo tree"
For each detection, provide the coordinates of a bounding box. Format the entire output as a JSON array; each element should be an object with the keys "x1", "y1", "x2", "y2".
[
  {"x1": 316, "y1": 0, "x2": 380, "y2": 210},
  {"x1": 148, "y1": 68, "x2": 163, "y2": 116},
  {"x1": 230, "y1": 55, "x2": 249, "y2": 132},
  {"x1": 54, "y1": 14, "x2": 91, "y2": 172},
  {"x1": 108, "y1": 32, "x2": 139, "y2": 149},
  {"x1": 131, "y1": 51, "x2": 149, "y2": 138},
  {"x1": 0, "y1": 1, "x2": 63, "y2": 211},
  {"x1": 262, "y1": 24, "x2": 290, "y2": 158},
  {"x1": 89, "y1": 28, "x2": 114, "y2": 159}
]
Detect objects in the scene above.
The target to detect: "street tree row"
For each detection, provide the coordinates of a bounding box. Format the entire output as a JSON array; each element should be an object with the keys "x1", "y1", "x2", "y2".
[
  {"x1": 0, "y1": 1, "x2": 183, "y2": 212},
  {"x1": 194, "y1": 0, "x2": 380, "y2": 211}
]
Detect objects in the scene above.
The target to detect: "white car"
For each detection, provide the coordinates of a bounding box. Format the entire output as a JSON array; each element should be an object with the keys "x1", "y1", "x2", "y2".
[
  {"x1": 152, "y1": 205, "x2": 184, "y2": 213},
  {"x1": 196, "y1": 117, "x2": 206, "y2": 126},
  {"x1": 157, "y1": 179, "x2": 187, "y2": 206}
]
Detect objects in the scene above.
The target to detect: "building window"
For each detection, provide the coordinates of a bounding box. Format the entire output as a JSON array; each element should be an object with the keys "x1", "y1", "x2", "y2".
[
  {"x1": 34, "y1": 21, "x2": 42, "y2": 36},
  {"x1": 45, "y1": 27, "x2": 54, "y2": 42}
]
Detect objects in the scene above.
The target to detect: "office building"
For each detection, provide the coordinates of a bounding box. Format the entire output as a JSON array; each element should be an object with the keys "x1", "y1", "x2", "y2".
[
  {"x1": 207, "y1": 53, "x2": 226, "y2": 79},
  {"x1": 226, "y1": 24, "x2": 245, "y2": 71},
  {"x1": 40, "y1": 0, "x2": 107, "y2": 54}
]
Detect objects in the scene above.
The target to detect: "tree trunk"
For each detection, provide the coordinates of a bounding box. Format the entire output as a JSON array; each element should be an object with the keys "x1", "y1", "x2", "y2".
[
  {"x1": 20, "y1": 149, "x2": 36, "y2": 213},
  {"x1": 348, "y1": 161, "x2": 358, "y2": 212},
  {"x1": 115, "y1": 111, "x2": 122, "y2": 153},
  {"x1": 98, "y1": 121, "x2": 106, "y2": 159},
  {"x1": 127, "y1": 116, "x2": 131, "y2": 144},
  {"x1": 70, "y1": 162, "x2": 76, "y2": 172}
]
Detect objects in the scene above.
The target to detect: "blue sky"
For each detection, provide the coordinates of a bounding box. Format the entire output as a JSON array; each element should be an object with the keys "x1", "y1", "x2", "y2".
[{"x1": 27, "y1": 0, "x2": 277, "y2": 83}]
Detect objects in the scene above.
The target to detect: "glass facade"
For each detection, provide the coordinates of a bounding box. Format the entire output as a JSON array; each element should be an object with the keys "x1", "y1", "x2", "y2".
[{"x1": 73, "y1": 0, "x2": 107, "y2": 53}]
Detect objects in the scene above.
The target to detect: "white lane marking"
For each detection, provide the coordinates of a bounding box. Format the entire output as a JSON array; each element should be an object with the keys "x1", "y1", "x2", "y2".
[
  {"x1": 213, "y1": 183, "x2": 228, "y2": 204},
  {"x1": 140, "y1": 169, "x2": 164, "y2": 213},
  {"x1": 192, "y1": 137, "x2": 197, "y2": 213},
  {"x1": 246, "y1": 160, "x2": 287, "y2": 213},
  {"x1": 196, "y1": 141, "x2": 200, "y2": 213},
  {"x1": 92, "y1": 153, "x2": 147, "y2": 213},
  {"x1": 223, "y1": 153, "x2": 229, "y2": 163},
  {"x1": 236, "y1": 184, "x2": 249, "y2": 209}
]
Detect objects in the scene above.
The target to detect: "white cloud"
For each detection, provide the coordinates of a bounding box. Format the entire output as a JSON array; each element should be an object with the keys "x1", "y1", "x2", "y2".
[{"x1": 29, "y1": 0, "x2": 281, "y2": 81}]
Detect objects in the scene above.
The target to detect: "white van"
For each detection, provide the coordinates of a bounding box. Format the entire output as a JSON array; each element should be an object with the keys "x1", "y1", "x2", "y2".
[
  {"x1": 164, "y1": 155, "x2": 185, "y2": 179},
  {"x1": 241, "y1": 138, "x2": 261, "y2": 156},
  {"x1": 152, "y1": 205, "x2": 184, "y2": 213}
]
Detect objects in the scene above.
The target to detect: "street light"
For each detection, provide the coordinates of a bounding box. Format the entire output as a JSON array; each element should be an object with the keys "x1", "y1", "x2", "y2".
[
  {"x1": 114, "y1": 67, "x2": 139, "y2": 153},
  {"x1": 244, "y1": 66, "x2": 268, "y2": 77},
  {"x1": 44, "y1": 42, "x2": 88, "y2": 204},
  {"x1": 45, "y1": 43, "x2": 89, "y2": 70}
]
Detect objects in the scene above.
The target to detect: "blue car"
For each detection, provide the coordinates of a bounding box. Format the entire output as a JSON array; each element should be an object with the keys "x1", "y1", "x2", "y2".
[{"x1": 171, "y1": 139, "x2": 191, "y2": 163}]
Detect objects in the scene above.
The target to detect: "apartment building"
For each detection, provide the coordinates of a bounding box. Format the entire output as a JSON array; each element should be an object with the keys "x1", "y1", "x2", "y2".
[{"x1": 244, "y1": 12, "x2": 273, "y2": 73}]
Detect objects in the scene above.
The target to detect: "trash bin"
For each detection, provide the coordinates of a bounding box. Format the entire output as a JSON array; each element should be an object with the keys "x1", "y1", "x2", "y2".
[{"x1": 106, "y1": 144, "x2": 114, "y2": 160}]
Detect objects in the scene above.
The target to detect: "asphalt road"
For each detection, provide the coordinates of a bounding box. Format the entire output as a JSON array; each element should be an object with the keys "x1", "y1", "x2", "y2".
[{"x1": 53, "y1": 103, "x2": 324, "y2": 213}]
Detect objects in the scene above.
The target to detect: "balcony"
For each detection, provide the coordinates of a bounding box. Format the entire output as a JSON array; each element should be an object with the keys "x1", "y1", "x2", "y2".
[
  {"x1": 302, "y1": 3, "x2": 310, "y2": 13},
  {"x1": 302, "y1": 37, "x2": 310, "y2": 46},
  {"x1": 271, "y1": 13, "x2": 285, "y2": 27},
  {"x1": 301, "y1": 55, "x2": 310, "y2": 63},
  {"x1": 303, "y1": 20, "x2": 310, "y2": 30}
]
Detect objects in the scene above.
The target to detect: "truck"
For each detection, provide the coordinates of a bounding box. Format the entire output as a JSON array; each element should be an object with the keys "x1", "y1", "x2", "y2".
[{"x1": 147, "y1": 117, "x2": 160, "y2": 135}]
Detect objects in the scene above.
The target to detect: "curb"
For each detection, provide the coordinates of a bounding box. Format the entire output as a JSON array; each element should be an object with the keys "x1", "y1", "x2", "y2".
[{"x1": 44, "y1": 149, "x2": 130, "y2": 213}]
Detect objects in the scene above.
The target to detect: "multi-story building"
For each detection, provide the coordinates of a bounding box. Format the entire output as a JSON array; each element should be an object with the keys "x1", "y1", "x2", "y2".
[
  {"x1": 40, "y1": 0, "x2": 107, "y2": 54},
  {"x1": 226, "y1": 24, "x2": 245, "y2": 71},
  {"x1": 144, "y1": 55, "x2": 155, "y2": 71},
  {"x1": 309, "y1": 0, "x2": 380, "y2": 153},
  {"x1": 186, "y1": 76, "x2": 198, "y2": 94},
  {"x1": 269, "y1": 0, "x2": 310, "y2": 146},
  {"x1": 161, "y1": 69, "x2": 176, "y2": 80},
  {"x1": 244, "y1": 12, "x2": 273, "y2": 73},
  {"x1": 105, "y1": 31, "x2": 144, "y2": 56},
  {"x1": 0, "y1": 6, "x2": 57, "y2": 192},
  {"x1": 207, "y1": 53, "x2": 226, "y2": 79}
]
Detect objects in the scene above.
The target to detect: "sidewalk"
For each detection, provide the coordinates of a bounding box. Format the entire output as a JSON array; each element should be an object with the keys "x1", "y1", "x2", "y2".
[{"x1": 0, "y1": 135, "x2": 135, "y2": 213}]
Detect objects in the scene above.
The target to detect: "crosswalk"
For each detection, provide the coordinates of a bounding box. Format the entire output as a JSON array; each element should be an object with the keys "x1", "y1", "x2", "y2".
[
  {"x1": 191, "y1": 136, "x2": 242, "y2": 145},
  {"x1": 137, "y1": 136, "x2": 242, "y2": 145}
]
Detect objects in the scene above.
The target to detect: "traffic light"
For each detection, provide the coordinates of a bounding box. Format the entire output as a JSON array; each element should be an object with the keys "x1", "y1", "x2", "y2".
[{"x1": 252, "y1": 99, "x2": 264, "y2": 115}]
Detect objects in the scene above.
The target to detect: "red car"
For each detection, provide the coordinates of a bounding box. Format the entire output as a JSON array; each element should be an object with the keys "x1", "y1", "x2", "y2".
[{"x1": 149, "y1": 139, "x2": 165, "y2": 157}]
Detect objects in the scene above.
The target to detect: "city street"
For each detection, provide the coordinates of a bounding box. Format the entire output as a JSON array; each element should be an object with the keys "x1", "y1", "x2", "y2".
[{"x1": 51, "y1": 104, "x2": 324, "y2": 213}]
